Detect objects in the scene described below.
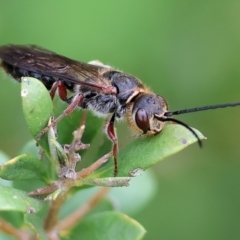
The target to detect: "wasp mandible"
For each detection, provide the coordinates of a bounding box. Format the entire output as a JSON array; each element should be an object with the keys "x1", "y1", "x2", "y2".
[{"x1": 0, "y1": 45, "x2": 240, "y2": 176}]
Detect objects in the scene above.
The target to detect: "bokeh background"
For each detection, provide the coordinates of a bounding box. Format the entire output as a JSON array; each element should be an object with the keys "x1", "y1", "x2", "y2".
[{"x1": 1, "y1": 1, "x2": 240, "y2": 239}]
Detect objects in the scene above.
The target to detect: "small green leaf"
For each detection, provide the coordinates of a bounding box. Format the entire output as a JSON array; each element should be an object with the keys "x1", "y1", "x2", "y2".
[
  {"x1": 48, "y1": 121, "x2": 66, "y2": 174},
  {"x1": 0, "y1": 185, "x2": 45, "y2": 212},
  {"x1": 0, "y1": 154, "x2": 50, "y2": 183},
  {"x1": 0, "y1": 151, "x2": 12, "y2": 187},
  {"x1": 49, "y1": 139, "x2": 68, "y2": 165},
  {"x1": 94, "y1": 124, "x2": 205, "y2": 177},
  {"x1": 21, "y1": 77, "x2": 53, "y2": 154},
  {"x1": 64, "y1": 211, "x2": 146, "y2": 240}
]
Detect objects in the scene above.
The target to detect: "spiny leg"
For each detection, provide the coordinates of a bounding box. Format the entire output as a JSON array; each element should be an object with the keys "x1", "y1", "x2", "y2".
[
  {"x1": 106, "y1": 113, "x2": 119, "y2": 177},
  {"x1": 36, "y1": 92, "x2": 84, "y2": 140}
]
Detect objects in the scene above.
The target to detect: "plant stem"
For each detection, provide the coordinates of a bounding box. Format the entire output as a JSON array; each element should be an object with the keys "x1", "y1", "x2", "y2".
[
  {"x1": 0, "y1": 217, "x2": 28, "y2": 240},
  {"x1": 43, "y1": 152, "x2": 112, "y2": 235},
  {"x1": 44, "y1": 190, "x2": 68, "y2": 233},
  {"x1": 76, "y1": 151, "x2": 112, "y2": 179},
  {"x1": 57, "y1": 187, "x2": 109, "y2": 232}
]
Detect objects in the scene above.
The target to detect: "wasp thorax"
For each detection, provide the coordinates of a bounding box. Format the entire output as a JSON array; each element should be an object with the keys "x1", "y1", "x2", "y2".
[{"x1": 132, "y1": 93, "x2": 168, "y2": 135}]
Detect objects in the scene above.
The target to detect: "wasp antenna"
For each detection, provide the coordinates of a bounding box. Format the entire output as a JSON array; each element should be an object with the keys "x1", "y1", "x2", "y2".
[
  {"x1": 165, "y1": 102, "x2": 240, "y2": 117},
  {"x1": 157, "y1": 117, "x2": 202, "y2": 148}
]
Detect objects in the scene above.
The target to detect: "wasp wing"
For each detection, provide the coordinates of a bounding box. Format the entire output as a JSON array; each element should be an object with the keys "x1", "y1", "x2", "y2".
[{"x1": 0, "y1": 45, "x2": 112, "y2": 90}]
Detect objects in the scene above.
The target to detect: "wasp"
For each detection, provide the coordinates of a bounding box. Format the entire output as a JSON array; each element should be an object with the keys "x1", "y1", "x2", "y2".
[{"x1": 0, "y1": 45, "x2": 240, "y2": 176}]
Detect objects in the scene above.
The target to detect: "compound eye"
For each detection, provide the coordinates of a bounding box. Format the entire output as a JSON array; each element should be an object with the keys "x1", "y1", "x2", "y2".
[{"x1": 135, "y1": 108, "x2": 150, "y2": 133}]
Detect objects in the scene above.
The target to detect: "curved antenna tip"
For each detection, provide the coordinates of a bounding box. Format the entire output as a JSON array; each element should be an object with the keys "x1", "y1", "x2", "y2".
[{"x1": 156, "y1": 116, "x2": 203, "y2": 148}]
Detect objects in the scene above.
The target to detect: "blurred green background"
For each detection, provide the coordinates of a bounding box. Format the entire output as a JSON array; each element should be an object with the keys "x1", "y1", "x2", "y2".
[{"x1": 0, "y1": 1, "x2": 240, "y2": 239}]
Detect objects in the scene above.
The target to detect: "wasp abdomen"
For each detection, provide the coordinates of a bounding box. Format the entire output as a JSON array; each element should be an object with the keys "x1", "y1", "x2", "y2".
[{"x1": 1, "y1": 61, "x2": 75, "y2": 91}]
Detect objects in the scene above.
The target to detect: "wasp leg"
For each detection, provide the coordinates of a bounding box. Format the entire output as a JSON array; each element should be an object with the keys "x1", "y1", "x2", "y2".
[
  {"x1": 49, "y1": 81, "x2": 67, "y2": 100},
  {"x1": 106, "y1": 113, "x2": 119, "y2": 177},
  {"x1": 49, "y1": 81, "x2": 58, "y2": 100},
  {"x1": 36, "y1": 94, "x2": 84, "y2": 140}
]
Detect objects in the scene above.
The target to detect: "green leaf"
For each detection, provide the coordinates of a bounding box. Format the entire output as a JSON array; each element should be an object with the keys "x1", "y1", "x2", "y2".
[
  {"x1": 0, "y1": 185, "x2": 45, "y2": 212},
  {"x1": 20, "y1": 140, "x2": 39, "y2": 157},
  {"x1": 15, "y1": 141, "x2": 54, "y2": 192},
  {"x1": 109, "y1": 169, "x2": 158, "y2": 215},
  {"x1": 0, "y1": 151, "x2": 12, "y2": 187},
  {"x1": 49, "y1": 138, "x2": 68, "y2": 166},
  {"x1": 0, "y1": 211, "x2": 23, "y2": 228},
  {"x1": 93, "y1": 124, "x2": 205, "y2": 177},
  {"x1": 25, "y1": 214, "x2": 48, "y2": 240},
  {"x1": 48, "y1": 127, "x2": 64, "y2": 174},
  {"x1": 60, "y1": 187, "x2": 114, "y2": 219},
  {"x1": 64, "y1": 211, "x2": 146, "y2": 240},
  {"x1": 22, "y1": 140, "x2": 57, "y2": 180},
  {"x1": 21, "y1": 77, "x2": 53, "y2": 154},
  {"x1": 0, "y1": 154, "x2": 50, "y2": 183}
]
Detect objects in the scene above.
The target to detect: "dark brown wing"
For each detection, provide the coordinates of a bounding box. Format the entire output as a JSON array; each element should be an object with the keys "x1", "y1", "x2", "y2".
[{"x1": 0, "y1": 45, "x2": 112, "y2": 89}]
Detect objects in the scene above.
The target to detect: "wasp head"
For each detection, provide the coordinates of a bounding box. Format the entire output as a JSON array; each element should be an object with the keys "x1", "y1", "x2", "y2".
[
  {"x1": 130, "y1": 93, "x2": 202, "y2": 147},
  {"x1": 131, "y1": 93, "x2": 168, "y2": 135}
]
